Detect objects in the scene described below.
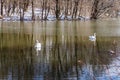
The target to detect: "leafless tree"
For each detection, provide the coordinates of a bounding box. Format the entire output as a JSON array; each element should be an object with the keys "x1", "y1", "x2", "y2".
[
  {"x1": 31, "y1": 0, "x2": 35, "y2": 20},
  {"x1": 40, "y1": 0, "x2": 50, "y2": 20},
  {"x1": 0, "y1": 0, "x2": 119, "y2": 20},
  {"x1": 90, "y1": 0, "x2": 114, "y2": 19},
  {"x1": 72, "y1": 0, "x2": 80, "y2": 19},
  {"x1": 55, "y1": 0, "x2": 60, "y2": 20},
  {"x1": 0, "y1": 0, "x2": 4, "y2": 15}
]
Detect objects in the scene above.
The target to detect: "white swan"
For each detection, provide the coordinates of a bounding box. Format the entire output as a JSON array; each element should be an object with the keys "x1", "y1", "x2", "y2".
[
  {"x1": 35, "y1": 40, "x2": 41, "y2": 51},
  {"x1": 89, "y1": 33, "x2": 96, "y2": 41}
]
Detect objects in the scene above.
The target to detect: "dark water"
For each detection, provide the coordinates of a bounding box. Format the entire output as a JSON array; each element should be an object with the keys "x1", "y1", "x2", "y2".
[{"x1": 0, "y1": 19, "x2": 120, "y2": 80}]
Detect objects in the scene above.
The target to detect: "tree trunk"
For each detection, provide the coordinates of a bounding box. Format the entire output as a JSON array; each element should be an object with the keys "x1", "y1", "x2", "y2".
[
  {"x1": 65, "y1": 0, "x2": 69, "y2": 19},
  {"x1": 90, "y1": 0, "x2": 99, "y2": 19},
  {"x1": 44, "y1": 0, "x2": 50, "y2": 20},
  {"x1": 1, "y1": 0, "x2": 3, "y2": 15},
  {"x1": 41, "y1": 0, "x2": 44, "y2": 20},
  {"x1": 31, "y1": 0, "x2": 35, "y2": 20},
  {"x1": 55, "y1": 0, "x2": 60, "y2": 20},
  {"x1": 72, "y1": 0, "x2": 79, "y2": 19},
  {"x1": 19, "y1": 1, "x2": 24, "y2": 21}
]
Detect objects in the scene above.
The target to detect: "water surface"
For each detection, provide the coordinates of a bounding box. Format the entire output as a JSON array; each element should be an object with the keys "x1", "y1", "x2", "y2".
[{"x1": 0, "y1": 19, "x2": 120, "y2": 80}]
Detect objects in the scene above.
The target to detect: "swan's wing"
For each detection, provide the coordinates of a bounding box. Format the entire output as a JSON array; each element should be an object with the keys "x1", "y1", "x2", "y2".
[
  {"x1": 37, "y1": 43, "x2": 41, "y2": 47},
  {"x1": 89, "y1": 36, "x2": 92, "y2": 39}
]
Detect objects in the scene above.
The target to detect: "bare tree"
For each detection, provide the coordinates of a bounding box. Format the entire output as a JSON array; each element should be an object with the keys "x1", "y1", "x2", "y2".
[
  {"x1": 64, "y1": 0, "x2": 69, "y2": 19},
  {"x1": 55, "y1": 0, "x2": 60, "y2": 20},
  {"x1": 0, "y1": 0, "x2": 119, "y2": 20},
  {"x1": 0, "y1": 0, "x2": 4, "y2": 15},
  {"x1": 19, "y1": 0, "x2": 29, "y2": 21},
  {"x1": 31, "y1": 0, "x2": 35, "y2": 20},
  {"x1": 72, "y1": 0, "x2": 80, "y2": 19},
  {"x1": 90, "y1": 0, "x2": 114, "y2": 19},
  {"x1": 19, "y1": 0, "x2": 23, "y2": 21},
  {"x1": 78, "y1": 0, "x2": 83, "y2": 17},
  {"x1": 41, "y1": 0, "x2": 50, "y2": 20}
]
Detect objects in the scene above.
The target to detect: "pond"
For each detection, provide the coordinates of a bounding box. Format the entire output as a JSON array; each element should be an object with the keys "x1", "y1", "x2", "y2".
[{"x1": 0, "y1": 19, "x2": 120, "y2": 80}]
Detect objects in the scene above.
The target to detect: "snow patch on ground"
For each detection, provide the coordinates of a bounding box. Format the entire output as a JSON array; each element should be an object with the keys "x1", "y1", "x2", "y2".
[{"x1": 0, "y1": 8, "x2": 90, "y2": 21}]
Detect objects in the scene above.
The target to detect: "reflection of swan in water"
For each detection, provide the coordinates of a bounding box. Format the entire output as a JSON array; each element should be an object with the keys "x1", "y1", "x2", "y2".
[
  {"x1": 89, "y1": 33, "x2": 96, "y2": 41},
  {"x1": 34, "y1": 40, "x2": 41, "y2": 55}
]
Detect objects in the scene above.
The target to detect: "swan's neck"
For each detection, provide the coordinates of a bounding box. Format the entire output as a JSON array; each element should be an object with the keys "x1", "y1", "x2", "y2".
[
  {"x1": 94, "y1": 33, "x2": 96, "y2": 37},
  {"x1": 36, "y1": 40, "x2": 39, "y2": 43}
]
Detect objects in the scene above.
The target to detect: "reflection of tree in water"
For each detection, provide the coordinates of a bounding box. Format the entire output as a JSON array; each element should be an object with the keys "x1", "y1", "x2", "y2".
[
  {"x1": 0, "y1": 36, "x2": 34, "y2": 79},
  {"x1": 0, "y1": 21, "x2": 119, "y2": 80},
  {"x1": 43, "y1": 21, "x2": 119, "y2": 79}
]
